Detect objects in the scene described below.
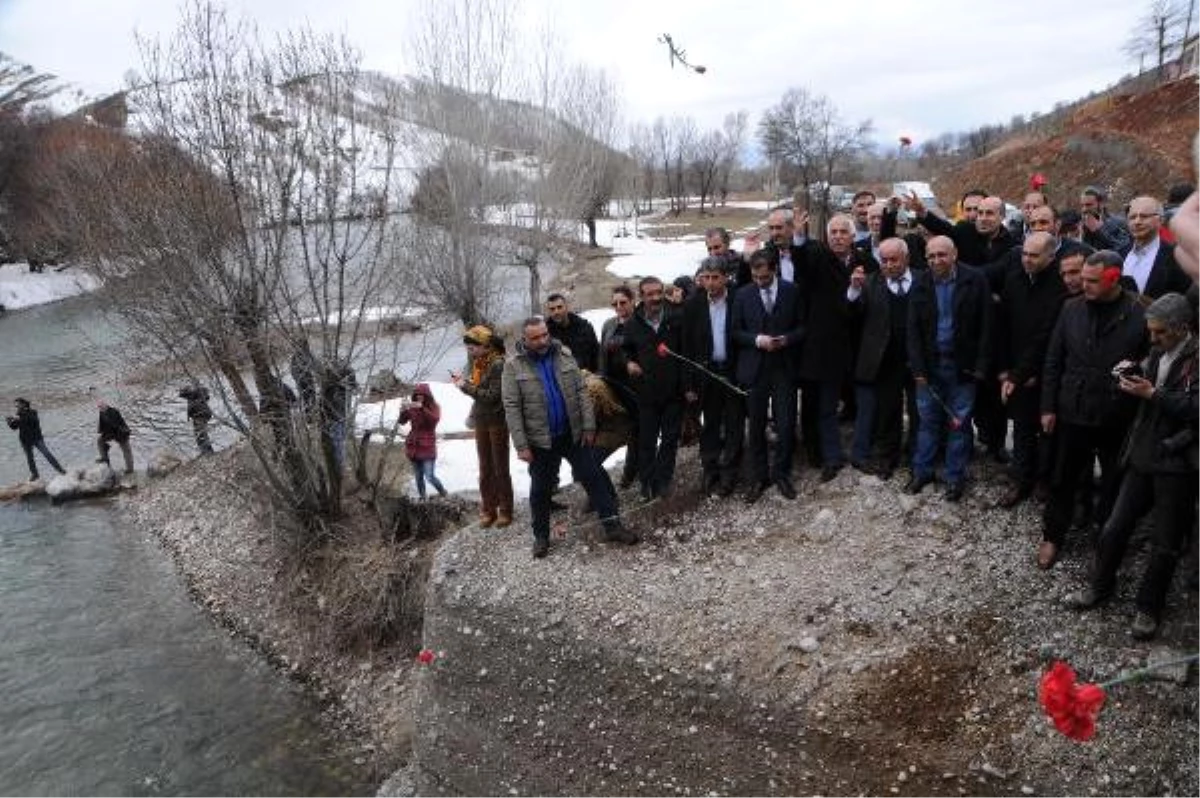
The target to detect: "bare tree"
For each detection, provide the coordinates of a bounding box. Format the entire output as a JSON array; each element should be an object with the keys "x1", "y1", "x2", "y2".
[
  {"x1": 757, "y1": 87, "x2": 821, "y2": 203},
  {"x1": 688, "y1": 129, "x2": 723, "y2": 213},
  {"x1": 44, "y1": 0, "x2": 412, "y2": 534},
  {"x1": 651, "y1": 115, "x2": 696, "y2": 215},
  {"x1": 716, "y1": 110, "x2": 748, "y2": 207},
  {"x1": 1125, "y1": 0, "x2": 1197, "y2": 78}
]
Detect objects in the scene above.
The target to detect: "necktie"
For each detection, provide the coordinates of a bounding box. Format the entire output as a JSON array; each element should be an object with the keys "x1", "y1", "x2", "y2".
[
  {"x1": 761, "y1": 288, "x2": 774, "y2": 313},
  {"x1": 891, "y1": 278, "x2": 906, "y2": 296}
]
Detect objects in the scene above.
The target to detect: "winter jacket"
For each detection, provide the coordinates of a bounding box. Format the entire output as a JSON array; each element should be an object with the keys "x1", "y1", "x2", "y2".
[
  {"x1": 502, "y1": 340, "x2": 594, "y2": 451},
  {"x1": 398, "y1": 384, "x2": 440, "y2": 461},
  {"x1": 7, "y1": 406, "x2": 43, "y2": 447},
  {"x1": 918, "y1": 214, "x2": 1018, "y2": 268},
  {"x1": 996, "y1": 266, "x2": 1068, "y2": 386},
  {"x1": 1121, "y1": 336, "x2": 1198, "y2": 474},
  {"x1": 179, "y1": 385, "x2": 213, "y2": 421},
  {"x1": 907, "y1": 264, "x2": 993, "y2": 381},
  {"x1": 1041, "y1": 292, "x2": 1148, "y2": 427},
  {"x1": 98, "y1": 406, "x2": 131, "y2": 442},
  {"x1": 547, "y1": 312, "x2": 600, "y2": 373},
  {"x1": 458, "y1": 356, "x2": 507, "y2": 427},
  {"x1": 621, "y1": 302, "x2": 686, "y2": 400}
]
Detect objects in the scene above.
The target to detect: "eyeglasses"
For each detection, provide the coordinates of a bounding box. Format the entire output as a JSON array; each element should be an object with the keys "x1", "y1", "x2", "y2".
[
  {"x1": 706, "y1": 246, "x2": 724, "y2": 253},
  {"x1": 767, "y1": 225, "x2": 785, "y2": 230},
  {"x1": 610, "y1": 299, "x2": 629, "y2": 307},
  {"x1": 1128, "y1": 213, "x2": 1160, "y2": 220}
]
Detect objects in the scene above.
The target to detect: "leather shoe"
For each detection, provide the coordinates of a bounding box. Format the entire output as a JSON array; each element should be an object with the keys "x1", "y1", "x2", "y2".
[
  {"x1": 549, "y1": 498, "x2": 569, "y2": 512},
  {"x1": 478, "y1": 513, "x2": 497, "y2": 528},
  {"x1": 1064, "y1": 585, "x2": 1110, "y2": 610},
  {"x1": 603, "y1": 522, "x2": 640, "y2": 545},
  {"x1": 996, "y1": 484, "x2": 1031, "y2": 508},
  {"x1": 904, "y1": 475, "x2": 933, "y2": 495},
  {"x1": 744, "y1": 482, "x2": 768, "y2": 504},
  {"x1": 716, "y1": 478, "x2": 736, "y2": 498},
  {"x1": 775, "y1": 476, "x2": 797, "y2": 500},
  {"x1": 532, "y1": 538, "x2": 550, "y2": 559},
  {"x1": 1036, "y1": 541, "x2": 1059, "y2": 570},
  {"x1": 819, "y1": 464, "x2": 842, "y2": 483},
  {"x1": 850, "y1": 460, "x2": 874, "y2": 475},
  {"x1": 701, "y1": 472, "x2": 721, "y2": 495},
  {"x1": 989, "y1": 447, "x2": 1011, "y2": 464},
  {"x1": 943, "y1": 483, "x2": 965, "y2": 502},
  {"x1": 1131, "y1": 611, "x2": 1159, "y2": 640}
]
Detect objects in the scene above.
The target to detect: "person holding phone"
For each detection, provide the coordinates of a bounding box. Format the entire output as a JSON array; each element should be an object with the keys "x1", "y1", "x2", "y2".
[
  {"x1": 452, "y1": 326, "x2": 513, "y2": 528},
  {"x1": 398, "y1": 384, "x2": 448, "y2": 500}
]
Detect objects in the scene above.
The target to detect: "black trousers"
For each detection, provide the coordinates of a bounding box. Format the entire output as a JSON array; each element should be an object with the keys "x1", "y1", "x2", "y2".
[
  {"x1": 698, "y1": 365, "x2": 745, "y2": 483},
  {"x1": 1092, "y1": 470, "x2": 1198, "y2": 616},
  {"x1": 529, "y1": 434, "x2": 618, "y2": 543},
  {"x1": 636, "y1": 397, "x2": 682, "y2": 494},
  {"x1": 871, "y1": 358, "x2": 917, "y2": 466},
  {"x1": 974, "y1": 376, "x2": 1007, "y2": 451},
  {"x1": 1042, "y1": 422, "x2": 1127, "y2": 545},
  {"x1": 746, "y1": 366, "x2": 797, "y2": 483},
  {"x1": 1006, "y1": 383, "x2": 1043, "y2": 489}
]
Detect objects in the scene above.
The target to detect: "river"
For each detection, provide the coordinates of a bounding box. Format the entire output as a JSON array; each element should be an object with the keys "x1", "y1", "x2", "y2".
[{"x1": 0, "y1": 294, "x2": 373, "y2": 795}]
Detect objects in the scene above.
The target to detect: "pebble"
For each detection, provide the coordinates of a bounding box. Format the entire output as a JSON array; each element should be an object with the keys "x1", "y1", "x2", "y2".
[{"x1": 798, "y1": 636, "x2": 820, "y2": 654}]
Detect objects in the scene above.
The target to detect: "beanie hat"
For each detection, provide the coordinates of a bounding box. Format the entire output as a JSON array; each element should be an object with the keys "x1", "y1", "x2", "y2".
[
  {"x1": 1145, "y1": 292, "x2": 1194, "y2": 329},
  {"x1": 463, "y1": 325, "x2": 493, "y2": 346}
]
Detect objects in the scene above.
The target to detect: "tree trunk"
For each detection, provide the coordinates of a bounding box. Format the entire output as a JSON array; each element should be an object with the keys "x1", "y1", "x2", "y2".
[{"x1": 585, "y1": 216, "x2": 598, "y2": 247}]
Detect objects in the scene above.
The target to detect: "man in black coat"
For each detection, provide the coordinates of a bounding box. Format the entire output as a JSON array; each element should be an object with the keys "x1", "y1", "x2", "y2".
[
  {"x1": 794, "y1": 212, "x2": 876, "y2": 481},
  {"x1": 1037, "y1": 250, "x2": 1149, "y2": 569},
  {"x1": 847, "y1": 237, "x2": 918, "y2": 480},
  {"x1": 96, "y1": 398, "x2": 134, "y2": 474},
  {"x1": 682, "y1": 258, "x2": 744, "y2": 496},
  {"x1": 1122, "y1": 196, "x2": 1193, "y2": 299},
  {"x1": 621, "y1": 277, "x2": 686, "y2": 500},
  {"x1": 905, "y1": 236, "x2": 993, "y2": 502},
  {"x1": 1079, "y1": 186, "x2": 1133, "y2": 256},
  {"x1": 730, "y1": 250, "x2": 806, "y2": 502},
  {"x1": 994, "y1": 232, "x2": 1068, "y2": 507},
  {"x1": 1066, "y1": 292, "x2": 1196, "y2": 640},
  {"x1": 6, "y1": 398, "x2": 66, "y2": 482},
  {"x1": 545, "y1": 293, "x2": 600, "y2": 372}
]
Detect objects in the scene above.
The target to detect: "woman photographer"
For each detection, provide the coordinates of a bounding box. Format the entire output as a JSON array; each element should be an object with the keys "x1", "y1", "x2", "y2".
[{"x1": 397, "y1": 384, "x2": 447, "y2": 500}]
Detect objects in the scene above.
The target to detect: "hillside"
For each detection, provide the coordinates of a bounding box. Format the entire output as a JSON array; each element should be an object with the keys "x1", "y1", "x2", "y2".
[{"x1": 933, "y1": 77, "x2": 1198, "y2": 208}]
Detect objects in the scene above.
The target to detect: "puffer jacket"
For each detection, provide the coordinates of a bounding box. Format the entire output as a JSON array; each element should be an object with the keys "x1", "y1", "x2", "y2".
[
  {"x1": 1121, "y1": 336, "x2": 1198, "y2": 474},
  {"x1": 398, "y1": 383, "x2": 440, "y2": 461},
  {"x1": 501, "y1": 340, "x2": 593, "y2": 451},
  {"x1": 458, "y1": 355, "x2": 507, "y2": 427}
]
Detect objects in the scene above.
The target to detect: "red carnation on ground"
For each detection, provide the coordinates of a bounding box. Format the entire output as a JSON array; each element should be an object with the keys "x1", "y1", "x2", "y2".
[
  {"x1": 1038, "y1": 661, "x2": 1106, "y2": 741},
  {"x1": 656, "y1": 343, "x2": 670, "y2": 358},
  {"x1": 416, "y1": 648, "x2": 436, "y2": 665}
]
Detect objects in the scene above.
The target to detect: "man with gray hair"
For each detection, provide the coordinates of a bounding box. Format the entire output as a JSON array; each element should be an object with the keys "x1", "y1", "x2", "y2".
[
  {"x1": 1122, "y1": 195, "x2": 1193, "y2": 298},
  {"x1": 1066, "y1": 292, "x2": 1196, "y2": 640}
]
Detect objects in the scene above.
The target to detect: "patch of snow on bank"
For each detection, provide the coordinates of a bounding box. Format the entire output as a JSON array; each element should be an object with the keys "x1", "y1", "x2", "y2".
[{"x1": 0, "y1": 263, "x2": 101, "y2": 310}]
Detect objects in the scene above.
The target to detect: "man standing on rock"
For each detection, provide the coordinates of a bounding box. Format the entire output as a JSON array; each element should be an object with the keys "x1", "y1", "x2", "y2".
[
  {"x1": 6, "y1": 398, "x2": 67, "y2": 482},
  {"x1": 179, "y1": 382, "x2": 216, "y2": 456},
  {"x1": 95, "y1": 396, "x2": 135, "y2": 475},
  {"x1": 503, "y1": 317, "x2": 638, "y2": 559}
]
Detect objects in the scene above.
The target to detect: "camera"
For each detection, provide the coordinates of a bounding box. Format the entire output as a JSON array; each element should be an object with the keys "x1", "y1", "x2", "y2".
[{"x1": 1111, "y1": 362, "x2": 1143, "y2": 380}]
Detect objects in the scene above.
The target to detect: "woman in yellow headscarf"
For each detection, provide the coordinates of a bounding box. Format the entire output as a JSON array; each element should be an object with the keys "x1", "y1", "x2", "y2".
[{"x1": 451, "y1": 326, "x2": 514, "y2": 527}]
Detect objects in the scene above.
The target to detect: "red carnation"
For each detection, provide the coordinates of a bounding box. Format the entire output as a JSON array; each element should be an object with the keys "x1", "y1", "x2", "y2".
[
  {"x1": 656, "y1": 343, "x2": 671, "y2": 358},
  {"x1": 1031, "y1": 172, "x2": 1047, "y2": 190},
  {"x1": 1038, "y1": 661, "x2": 1106, "y2": 741},
  {"x1": 416, "y1": 648, "x2": 436, "y2": 665},
  {"x1": 947, "y1": 417, "x2": 962, "y2": 431}
]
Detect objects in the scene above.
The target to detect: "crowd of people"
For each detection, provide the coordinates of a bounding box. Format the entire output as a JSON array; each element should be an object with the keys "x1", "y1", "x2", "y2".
[{"x1": 461, "y1": 182, "x2": 1198, "y2": 642}]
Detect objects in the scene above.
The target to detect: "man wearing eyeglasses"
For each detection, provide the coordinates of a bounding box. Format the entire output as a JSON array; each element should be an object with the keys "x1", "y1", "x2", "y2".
[{"x1": 1123, "y1": 196, "x2": 1194, "y2": 299}]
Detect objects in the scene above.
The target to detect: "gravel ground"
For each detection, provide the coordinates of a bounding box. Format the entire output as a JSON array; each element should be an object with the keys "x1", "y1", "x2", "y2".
[{"x1": 412, "y1": 445, "x2": 1198, "y2": 796}]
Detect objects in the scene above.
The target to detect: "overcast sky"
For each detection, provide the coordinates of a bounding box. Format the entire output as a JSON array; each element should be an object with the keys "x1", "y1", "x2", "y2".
[{"x1": 0, "y1": 0, "x2": 1148, "y2": 151}]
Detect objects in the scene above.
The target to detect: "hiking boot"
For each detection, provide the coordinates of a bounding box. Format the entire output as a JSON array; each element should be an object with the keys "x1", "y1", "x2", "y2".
[
  {"x1": 603, "y1": 523, "x2": 640, "y2": 545},
  {"x1": 1064, "y1": 585, "x2": 1110, "y2": 610},
  {"x1": 1131, "y1": 611, "x2": 1159, "y2": 641},
  {"x1": 478, "y1": 513, "x2": 496, "y2": 528},
  {"x1": 494, "y1": 512, "x2": 513, "y2": 528},
  {"x1": 532, "y1": 538, "x2": 550, "y2": 559}
]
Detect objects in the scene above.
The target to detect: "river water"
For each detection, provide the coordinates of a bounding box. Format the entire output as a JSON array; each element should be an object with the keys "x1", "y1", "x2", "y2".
[{"x1": 0, "y1": 295, "x2": 371, "y2": 795}]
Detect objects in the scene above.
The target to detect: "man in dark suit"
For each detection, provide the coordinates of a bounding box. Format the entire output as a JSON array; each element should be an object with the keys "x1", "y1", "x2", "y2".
[
  {"x1": 906, "y1": 236, "x2": 993, "y2": 502},
  {"x1": 730, "y1": 249, "x2": 806, "y2": 502},
  {"x1": 1123, "y1": 196, "x2": 1193, "y2": 299},
  {"x1": 847, "y1": 237, "x2": 918, "y2": 480},
  {"x1": 683, "y1": 257, "x2": 744, "y2": 496}
]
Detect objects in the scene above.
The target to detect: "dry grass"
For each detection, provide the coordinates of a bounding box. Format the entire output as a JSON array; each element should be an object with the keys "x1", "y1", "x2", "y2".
[{"x1": 638, "y1": 204, "x2": 767, "y2": 240}]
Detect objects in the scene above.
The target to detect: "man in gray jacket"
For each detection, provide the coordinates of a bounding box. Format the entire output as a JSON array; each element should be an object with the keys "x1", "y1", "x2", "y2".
[{"x1": 503, "y1": 317, "x2": 639, "y2": 558}]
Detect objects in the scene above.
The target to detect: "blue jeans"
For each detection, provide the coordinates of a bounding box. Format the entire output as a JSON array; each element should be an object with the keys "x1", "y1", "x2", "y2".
[
  {"x1": 913, "y1": 359, "x2": 976, "y2": 486},
  {"x1": 411, "y1": 458, "x2": 446, "y2": 498}
]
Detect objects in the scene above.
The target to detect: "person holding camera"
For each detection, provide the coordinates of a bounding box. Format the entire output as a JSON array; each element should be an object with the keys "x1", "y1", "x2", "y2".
[
  {"x1": 397, "y1": 384, "x2": 447, "y2": 500},
  {"x1": 1037, "y1": 250, "x2": 1148, "y2": 569},
  {"x1": 6, "y1": 398, "x2": 66, "y2": 482},
  {"x1": 1065, "y1": 292, "x2": 1197, "y2": 639}
]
